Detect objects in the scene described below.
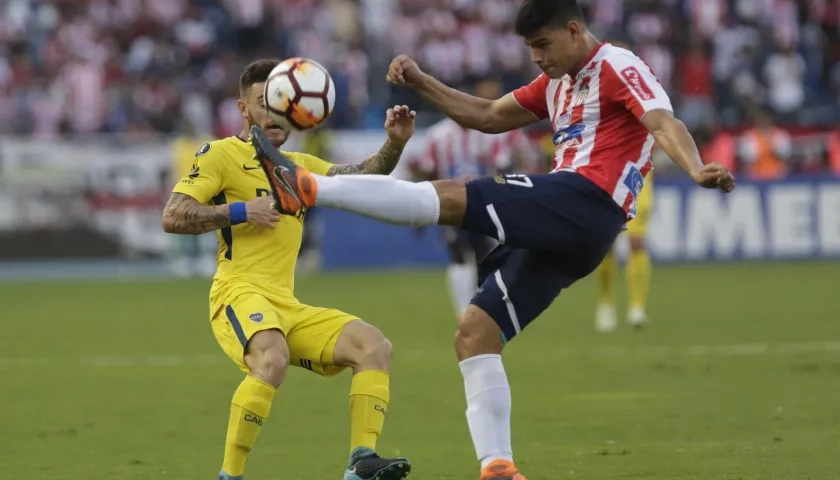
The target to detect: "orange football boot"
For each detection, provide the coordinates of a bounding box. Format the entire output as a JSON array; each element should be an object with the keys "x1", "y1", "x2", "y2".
[
  {"x1": 250, "y1": 125, "x2": 318, "y2": 214},
  {"x1": 480, "y1": 460, "x2": 527, "y2": 480}
]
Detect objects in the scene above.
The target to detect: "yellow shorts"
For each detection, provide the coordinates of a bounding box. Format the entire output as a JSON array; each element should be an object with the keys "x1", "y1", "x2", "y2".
[
  {"x1": 209, "y1": 282, "x2": 357, "y2": 377},
  {"x1": 626, "y1": 174, "x2": 654, "y2": 238}
]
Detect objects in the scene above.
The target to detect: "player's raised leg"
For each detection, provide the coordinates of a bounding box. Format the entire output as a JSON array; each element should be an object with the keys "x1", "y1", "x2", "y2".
[
  {"x1": 219, "y1": 329, "x2": 288, "y2": 480},
  {"x1": 594, "y1": 248, "x2": 618, "y2": 332},
  {"x1": 250, "y1": 125, "x2": 461, "y2": 227},
  {"x1": 331, "y1": 320, "x2": 411, "y2": 480}
]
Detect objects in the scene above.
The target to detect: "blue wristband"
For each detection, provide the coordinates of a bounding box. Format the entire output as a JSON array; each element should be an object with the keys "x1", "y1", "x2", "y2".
[{"x1": 229, "y1": 202, "x2": 248, "y2": 225}]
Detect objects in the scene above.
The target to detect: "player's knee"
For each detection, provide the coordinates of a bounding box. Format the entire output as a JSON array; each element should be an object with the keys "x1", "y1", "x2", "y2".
[
  {"x1": 359, "y1": 333, "x2": 392, "y2": 371},
  {"x1": 432, "y1": 179, "x2": 467, "y2": 226},
  {"x1": 454, "y1": 306, "x2": 504, "y2": 361},
  {"x1": 629, "y1": 235, "x2": 647, "y2": 252},
  {"x1": 335, "y1": 321, "x2": 392, "y2": 371},
  {"x1": 244, "y1": 329, "x2": 290, "y2": 387}
]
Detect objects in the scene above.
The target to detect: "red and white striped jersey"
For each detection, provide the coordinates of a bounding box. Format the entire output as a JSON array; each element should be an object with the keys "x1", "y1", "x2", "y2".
[
  {"x1": 413, "y1": 118, "x2": 533, "y2": 182},
  {"x1": 512, "y1": 43, "x2": 673, "y2": 218}
]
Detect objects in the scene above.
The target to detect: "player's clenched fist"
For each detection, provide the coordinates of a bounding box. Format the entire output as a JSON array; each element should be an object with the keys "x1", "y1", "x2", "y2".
[
  {"x1": 386, "y1": 55, "x2": 425, "y2": 87},
  {"x1": 691, "y1": 163, "x2": 735, "y2": 193},
  {"x1": 245, "y1": 196, "x2": 282, "y2": 229}
]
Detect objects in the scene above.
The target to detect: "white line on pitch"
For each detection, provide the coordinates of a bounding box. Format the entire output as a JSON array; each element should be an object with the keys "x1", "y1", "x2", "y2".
[{"x1": 1, "y1": 341, "x2": 840, "y2": 369}]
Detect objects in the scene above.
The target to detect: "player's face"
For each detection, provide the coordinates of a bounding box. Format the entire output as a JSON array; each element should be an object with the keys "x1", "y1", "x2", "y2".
[
  {"x1": 241, "y1": 83, "x2": 289, "y2": 147},
  {"x1": 524, "y1": 23, "x2": 585, "y2": 79}
]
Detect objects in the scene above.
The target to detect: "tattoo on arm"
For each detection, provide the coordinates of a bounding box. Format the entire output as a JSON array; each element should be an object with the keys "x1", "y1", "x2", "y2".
[
  {"x1": 161, "y1": 193, "x2": 230, "y2": 235},
  {"x1": 327, "y1": 140, "x2": 404, "y2": 176}
]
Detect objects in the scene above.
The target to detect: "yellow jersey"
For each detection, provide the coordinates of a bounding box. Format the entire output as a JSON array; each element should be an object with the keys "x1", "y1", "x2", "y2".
[
  {"x1": 172, "y1": 135, "x2": 333, "y2": 296},
  {"x1": 171, "y1": 135, "x2": 214, "y2": 181}
]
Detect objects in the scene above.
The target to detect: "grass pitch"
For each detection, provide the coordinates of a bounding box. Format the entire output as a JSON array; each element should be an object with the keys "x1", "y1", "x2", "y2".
[{"x1": 1, "y1": 263, "x2": 839, "y2": 479}]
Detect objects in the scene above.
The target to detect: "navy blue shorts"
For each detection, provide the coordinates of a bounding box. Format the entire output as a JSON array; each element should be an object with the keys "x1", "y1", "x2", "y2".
[{"x1": 463, "y1": 172, "x2": 626, "y2": 342}]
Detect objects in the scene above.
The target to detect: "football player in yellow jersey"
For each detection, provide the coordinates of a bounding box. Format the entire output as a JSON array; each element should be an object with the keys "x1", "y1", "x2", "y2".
[
  {"x1": 161, "y1": 59, "x2": 416, "y2": 480},
  {"x1": 169, "y1": 126, "x2": 215, "y2": 277},
  {"x1": 594, "y1": 170, "x2": 654, "y2": 331}
]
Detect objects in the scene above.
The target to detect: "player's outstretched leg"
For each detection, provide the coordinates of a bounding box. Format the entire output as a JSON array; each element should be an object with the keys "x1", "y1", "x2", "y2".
[
  {"x1": 455, "y1": 306, "x2": 525, "y2": 480},
  {"x1": 219, "y1": 330, "x2": 287, "y2": 480},
  {"x1": 332, "y1": 321, "x2": 411, "y2": 480},
  {"x1": 250, "y1": 125, "x2": 459, "y2": 227}
]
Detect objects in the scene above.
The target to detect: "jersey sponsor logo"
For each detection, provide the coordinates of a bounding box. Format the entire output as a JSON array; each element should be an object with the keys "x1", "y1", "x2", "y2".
[
  {"x1": 620, "y1": 67, "x2": 655, "y2": 100},
  {"x1": 576, "y1": 62, "x2": 597, "y2": 81},
  {"x1": 623, "y1": 165, "x2": 645, "y2": 217},
  {"x1": 188, "y1": 164, "x2": 200, "y2": 179},
  {"x1": 553, "y1": 123, "x2": 585, "y2": 149},
  {"x1": 249, "y1": 312, "x2": 264, "y2": 323},
  {"x1": 195, "y1": 142, "x2": 211, "y2": 157},
  {"x1": 556, "y1": 112, "x2": 571, "y2": 128}
]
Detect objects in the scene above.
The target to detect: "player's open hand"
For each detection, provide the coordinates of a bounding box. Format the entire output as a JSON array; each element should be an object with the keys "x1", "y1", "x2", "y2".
[
  {"x1": 245, "y1": 196, "x2": 282, "y2": 229},
  {"x1": 691, "y1": 163, "x2": 735, "y2": 193},
  {"x1": 385, "y1": 104, "x2": 416, "y2": 146},
  {"x1": 386, "y1": 55, "x2": 425, "y2": 87}
]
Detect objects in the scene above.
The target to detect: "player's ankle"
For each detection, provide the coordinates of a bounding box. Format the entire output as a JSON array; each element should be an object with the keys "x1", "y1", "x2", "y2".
[{"x1": 480, "y1": 457, "x2": 515, "y2": 469}]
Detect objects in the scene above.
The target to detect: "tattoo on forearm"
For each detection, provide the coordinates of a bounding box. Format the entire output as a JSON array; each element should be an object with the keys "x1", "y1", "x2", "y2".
[
  {"x1": 162, "y1": 193, "x2": 230, "y2": 235},
  {"x1": 327, "y1": 141, "x2": 404, "y2": 176}
]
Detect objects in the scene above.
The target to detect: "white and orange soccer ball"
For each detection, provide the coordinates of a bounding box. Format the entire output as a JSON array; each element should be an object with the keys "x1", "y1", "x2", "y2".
[{"x1": 263, "y1": 57, "x2": 336, "y2": 131}]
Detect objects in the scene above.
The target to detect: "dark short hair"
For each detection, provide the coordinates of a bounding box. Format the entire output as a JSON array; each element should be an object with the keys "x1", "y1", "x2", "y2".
[
  {"x1": 239, "y1": 59, "x2": 280, "y2": 97},
  {"x1": 514, "y1": 0, "x2": 585, "y2": 38}
]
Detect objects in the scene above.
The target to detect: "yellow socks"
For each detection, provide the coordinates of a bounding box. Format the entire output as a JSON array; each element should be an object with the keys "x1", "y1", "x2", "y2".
[
  {"x1": 627, "y1": 249, "x2": 652, "y2": 312},
  {"x1": 349, "y1": 370, "x2": 390, "y2": 452},
  {"x1": 596, "y1": 249, "x2": 616, "y2": 305},
  {"x1": 221, "y1": 376, "x2": 276, "y2": 476}
]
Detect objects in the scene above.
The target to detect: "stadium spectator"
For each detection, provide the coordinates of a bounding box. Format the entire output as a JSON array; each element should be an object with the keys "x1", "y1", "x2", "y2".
[
  {"x1": 740, "y1": 108, "x2": 791, "y2": 179},
  {"x1": 0, "y1": 0, "x2": 837, "y2": 177}
]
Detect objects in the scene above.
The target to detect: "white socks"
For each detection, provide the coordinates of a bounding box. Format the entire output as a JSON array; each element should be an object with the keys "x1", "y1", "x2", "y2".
[
  {"x1": 313, "y1": 174, "x2": 440, "y2": 226},
  {"x1": 447, "y1": 263, "x2": 478, "y2": 316},
  {"x1": 459, "y1": 354, "x2": 513, "y2": 469}
]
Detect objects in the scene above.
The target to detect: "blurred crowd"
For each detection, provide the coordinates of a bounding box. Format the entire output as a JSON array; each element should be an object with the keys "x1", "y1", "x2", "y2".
[{"x1": 1, "y1": 0, "x2": 840, "y2": 175}]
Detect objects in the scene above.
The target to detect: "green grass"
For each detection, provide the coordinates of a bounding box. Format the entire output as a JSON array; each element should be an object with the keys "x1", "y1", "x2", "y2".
[{"x1": 2, "y1": 263, "x2": 840, "y2": 479}]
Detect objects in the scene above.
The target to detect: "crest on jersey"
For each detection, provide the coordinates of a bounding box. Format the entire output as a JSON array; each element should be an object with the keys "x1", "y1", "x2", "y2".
[
  {"x1": 195, "y1": 142, "x2": 211, "y2": 157},
  {"x1": 553, "y1": 123, "x2": 585, "y2": 150},
  {"x1": 249, "y1": 312, "x2": 264, "y2": 323},
  {"x1": 572, "y1": 83, "x2": 590, "y2": 106}
]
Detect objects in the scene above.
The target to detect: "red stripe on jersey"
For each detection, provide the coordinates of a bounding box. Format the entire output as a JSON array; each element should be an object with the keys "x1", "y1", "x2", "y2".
[
  {"x1": 551, "y1": 80, "x2": 576, "y2": 169},
  {"x1": 621, "y1": 191, "x2": 635, "y2": 212},
  {"x1": 639, "y1": 160, "x2": 653, "y2": 177},
  {"x1": 578, "y1": 59, "x2": 651, "y2": 192},
  {"x1": 560, "y1": 79, "x2": 588, "y2": 169},
  {"x1": 512, "y1": 74, "x2": 550, "y2": 119},
  {"x1": 602, "y1": 61, "x2": 645, "y2": 120},
  {"x1": 549, "y1": 82, "x2": 565, "y2": 126}
]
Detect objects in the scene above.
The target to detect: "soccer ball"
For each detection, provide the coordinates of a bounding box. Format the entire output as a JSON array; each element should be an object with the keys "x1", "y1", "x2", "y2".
[{"x1": 263, "y1": 57, "x2": 336, "y2": 131}]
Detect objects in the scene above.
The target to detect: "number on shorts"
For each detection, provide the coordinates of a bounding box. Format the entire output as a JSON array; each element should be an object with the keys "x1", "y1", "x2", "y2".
[{"x1": 504, "y1": 174, "x2": 533, "y2": 188}]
